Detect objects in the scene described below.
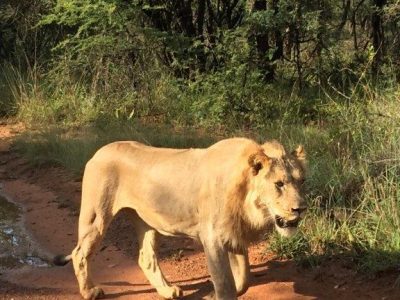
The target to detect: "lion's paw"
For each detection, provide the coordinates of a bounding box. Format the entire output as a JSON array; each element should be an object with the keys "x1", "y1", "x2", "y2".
[
  {"x1": 158, "y1": 285, "x2": 183, "y2": 299},
  {"x1": 82, "y1": 286, "x2": 105, "y2": 300}
]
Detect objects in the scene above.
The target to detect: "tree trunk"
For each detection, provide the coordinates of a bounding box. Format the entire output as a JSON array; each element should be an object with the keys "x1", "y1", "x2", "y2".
[
  {"x1": 197, "y1": 0, "x2": 207, "y2": 71},
  {"x1": 294, "y1": 0, "x2": 303, "y2": 90},
  {"x1": 252, "y1": 0, "x2": 274, "y2": 82},
  {"x1": 371, "y1": 0, "x2": 387, "y2": 77},
  {"x1": 272, "y1": 0, "x2": 283, "y2": 61}
]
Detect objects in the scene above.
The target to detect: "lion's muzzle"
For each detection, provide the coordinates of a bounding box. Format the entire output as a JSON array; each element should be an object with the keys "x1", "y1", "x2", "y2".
[
  {"x1": 275, "y1": 206, "x2": 307, "y2": 228},
  {"x1": 274, "y1": 215, "x2": 301, "y2": 228}
]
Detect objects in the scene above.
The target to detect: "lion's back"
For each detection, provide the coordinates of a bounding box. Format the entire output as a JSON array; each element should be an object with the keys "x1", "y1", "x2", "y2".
[{"x1": 79, "y1": 137, "x2": 264, "y2": 238}]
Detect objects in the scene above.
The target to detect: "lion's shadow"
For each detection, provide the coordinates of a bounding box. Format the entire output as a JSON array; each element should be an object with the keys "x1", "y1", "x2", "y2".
[
  {"x1": 98, "y1": 249, "x2": 400, "y2": 300},
  {"x1": 100, "y1": 258, "x2": 336, "y2": 299}
]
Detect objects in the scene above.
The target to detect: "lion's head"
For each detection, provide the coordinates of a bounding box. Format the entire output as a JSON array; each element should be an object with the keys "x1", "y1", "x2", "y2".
[{"x1": 245, "y1": 140, "x2": 307, "y2": 237}]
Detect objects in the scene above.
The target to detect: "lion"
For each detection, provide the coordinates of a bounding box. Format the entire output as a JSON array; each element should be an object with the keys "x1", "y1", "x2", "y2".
[{"x1": 53, "y1": 137, "x2": 307, "y2": 300}]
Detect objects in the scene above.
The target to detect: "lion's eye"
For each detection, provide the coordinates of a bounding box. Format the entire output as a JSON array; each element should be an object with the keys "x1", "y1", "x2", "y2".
[{"x1": 275, "y1": 181, "x2": 284, "y2": 188}]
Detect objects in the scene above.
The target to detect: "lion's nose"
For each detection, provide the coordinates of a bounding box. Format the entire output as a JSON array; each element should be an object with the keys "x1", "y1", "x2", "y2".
[{"x1": 291, "y1": 207, "x2": 307, "y2": 216}]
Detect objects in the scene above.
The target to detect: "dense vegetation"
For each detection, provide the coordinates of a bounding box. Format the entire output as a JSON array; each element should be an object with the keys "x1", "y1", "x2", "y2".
[
  {"x1": 2, "y1": 1, "x2": 400, "y2": 272},
  {"x1": 1, "y1": 0, "x2": 399, "y2": 125}
]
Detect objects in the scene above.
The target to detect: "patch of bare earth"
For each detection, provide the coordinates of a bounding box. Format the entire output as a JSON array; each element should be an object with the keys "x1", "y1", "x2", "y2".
[{"x1": 0, "y1": 122, "x2": 399, "y2": 299}]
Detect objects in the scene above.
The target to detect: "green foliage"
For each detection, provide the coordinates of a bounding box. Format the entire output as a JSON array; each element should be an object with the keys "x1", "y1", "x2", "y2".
[
  {"x1": 2, "y1": 0, "x2": 400, "y2": 121},
  {"x1": 268, "y1": 231, "x2": 311, "y2": 260},
  {"x1": 171, "y1": 68, "x2": 316, "y2": 128},
  {"x1": 39, "y1": 0, "x2": 143, "y2": 67}
]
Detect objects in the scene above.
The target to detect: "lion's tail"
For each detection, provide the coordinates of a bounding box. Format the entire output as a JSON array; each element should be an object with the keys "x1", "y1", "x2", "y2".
[{"x1": 53, "y1": 254, "x2": 72, "y2": 266}]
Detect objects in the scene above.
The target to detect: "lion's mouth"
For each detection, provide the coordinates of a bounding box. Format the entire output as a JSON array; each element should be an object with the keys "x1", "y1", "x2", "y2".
[{"x1": 275, "y1": 215, "x2": 300, "y2": 228}]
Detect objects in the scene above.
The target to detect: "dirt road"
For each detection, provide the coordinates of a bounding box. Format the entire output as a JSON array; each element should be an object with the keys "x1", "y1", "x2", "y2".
[{"x1": 0, "y1": 123, "x2": 399, "y2": 299}]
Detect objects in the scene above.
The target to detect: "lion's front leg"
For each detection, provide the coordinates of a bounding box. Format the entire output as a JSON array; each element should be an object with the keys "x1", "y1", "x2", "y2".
[
  {"x1": 201, "y1": 237, "x2": 237, "y2": 300},
  {"x1": 228, "y1": 249, "x2": 250, "y2": 296}
]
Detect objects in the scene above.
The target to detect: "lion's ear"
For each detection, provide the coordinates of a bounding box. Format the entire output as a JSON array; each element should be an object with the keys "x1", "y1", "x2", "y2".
[
  {"x1": 248, "y1": 152, "x2": 270, "y2": 176},
  {"x1": 292, "y1": 145, "x2": 306, "y2": 167},
  {"x1": 292, "y1": 145, "x2": 305, "y2": 160}
]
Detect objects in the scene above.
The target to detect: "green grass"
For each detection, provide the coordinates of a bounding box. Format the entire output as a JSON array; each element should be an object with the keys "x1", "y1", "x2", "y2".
[
  {"x1": 265, "y1": 89, "x2": 400, "y2": 272},
  {"x1": 13, "y1": 121, "x2": 217, "y2": 175}
]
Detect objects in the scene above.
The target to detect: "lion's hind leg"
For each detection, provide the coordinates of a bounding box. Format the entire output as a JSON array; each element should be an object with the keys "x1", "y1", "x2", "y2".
[
  {"x1": 132, "y1": 217, "x2": 183, "y2": 299},
  {"x1": 72, "y1": 209, "x2": 112, "y2": 300}
]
